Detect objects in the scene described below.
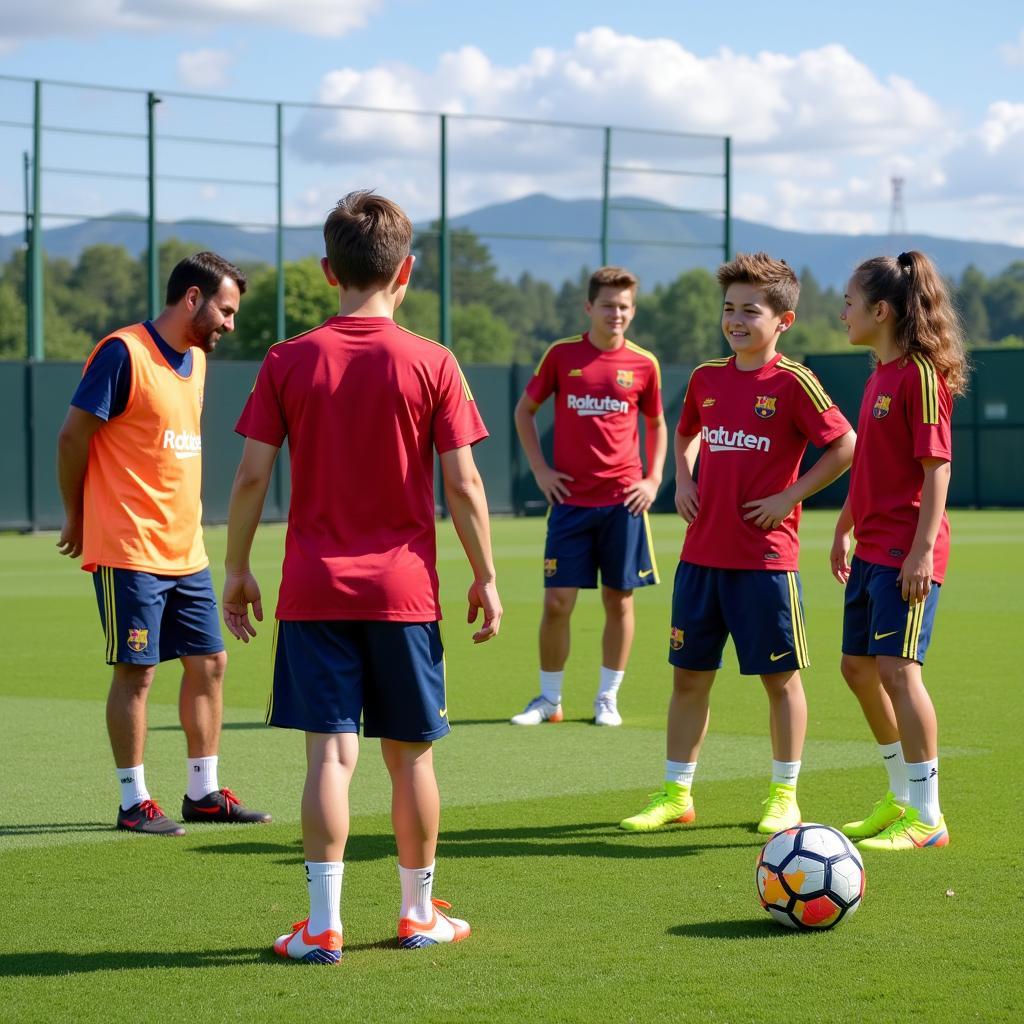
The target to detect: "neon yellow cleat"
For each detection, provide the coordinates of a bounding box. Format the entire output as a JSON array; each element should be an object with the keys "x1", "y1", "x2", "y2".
[
  {"x1": 857, "y1": 807, "x2": 949, "y2": 851},
  {"x1": 757, "y1": 782, "x2": 801, "y2": 834},
  {"x1": 841, "y1": 791, "x2": 905, "y2": 839},
  {"x1": 619, "y1": 782, "x2": 695, "y2": 832}
]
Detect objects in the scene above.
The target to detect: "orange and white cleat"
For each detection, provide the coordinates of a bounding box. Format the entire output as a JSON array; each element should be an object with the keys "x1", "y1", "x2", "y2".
[
  {"x1": 273, "y1": 919, "x2": 343, "y2": 965},
  {"x1": 398, "y1": 899, "x2": 471, "y2": 949}
]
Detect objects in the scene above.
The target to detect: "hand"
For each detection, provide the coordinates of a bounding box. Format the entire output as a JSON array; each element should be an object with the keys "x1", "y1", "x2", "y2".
[
  {"x1": 533, "y1": 464, "x2": 574, "y2": 504},
  {"x1": 898, "y1": 546, "x2": 934, "y2": 605},
  {"x1": 675, "y1": 476, "x2": 699, "y2": 523},
  {"x1": 742, "y1": 491, "x2": 796, "y2": 531},
  {"x1": 830, "y1": 531, "x2": 852, "y2": 584},
  {"x1": 56, "y1": 517, "x2": 83, "y2": 559},
  {"x1": 222, "y1": 570, "x2": 263, "y2": 643},
  {"x1": 623, "y1": 477, "x2": 658, "y2": 516},
  {"x1": 467, "y1": 579, "x2": 502, "y2": 644}
]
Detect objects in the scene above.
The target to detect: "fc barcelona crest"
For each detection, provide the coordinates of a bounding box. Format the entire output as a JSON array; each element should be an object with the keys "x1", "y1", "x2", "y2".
[
  {"x1": 873, "y1": 394, "x2": 892, "y2": 419},
  {"x1": 616, "y1": 369, "x2": 634, "y2": 389},
  {"x1": 127, "y1": 628, "x2": 149, "y2": 653},
  {"x1": 669, "y1": 627, "x2": 685, "y2": 651},
  {"x1": 544, "y1": 558, "x2": 557, "y2": 578},
  {"x1": 754, "y1": 395, "x2": 777, "y2": 419}
]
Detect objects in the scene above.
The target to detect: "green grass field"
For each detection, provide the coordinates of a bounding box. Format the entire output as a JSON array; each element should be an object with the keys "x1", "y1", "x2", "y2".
[{"x1": 1, "y1": 510, "x2": 1022, "y2": 1023}]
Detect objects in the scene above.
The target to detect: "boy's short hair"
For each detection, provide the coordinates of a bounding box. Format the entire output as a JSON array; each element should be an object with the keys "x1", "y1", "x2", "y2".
[
  {"x1": 716, "y1": 252, "x2": 800, "y2": 315},
  {"x1": 165, "y1": 251, "x2": 247, "y2": 306},
  {"x1": 324, "y1": 190, "x2": 413, "y2": 289},
  {"x1": 588, "y1": 266, "x2": 639, "y2": 303}
]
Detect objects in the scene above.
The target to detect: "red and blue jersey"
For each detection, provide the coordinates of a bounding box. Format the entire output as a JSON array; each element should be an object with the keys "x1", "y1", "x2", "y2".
[
  {"x1": 525, "y1": 333, "x2": 662, "y2": 507},
  {"x1": 235, "y1": 316, "x2": 488, "y2": 622},
  {"x1": 677, "y1": 353, "x2": 850, "y2": 571},
  {"x1": 848, "y1": 353, "x2": 953, "y2": 582}
]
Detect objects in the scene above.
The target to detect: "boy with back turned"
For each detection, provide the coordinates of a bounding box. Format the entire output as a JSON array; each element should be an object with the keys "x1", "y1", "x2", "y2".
[{"x1": 223, "y1": 190, "x2": 501, "y2": 963}]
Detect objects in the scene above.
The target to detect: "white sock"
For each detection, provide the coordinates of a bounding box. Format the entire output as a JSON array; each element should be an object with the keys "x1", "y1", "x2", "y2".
[
  {"x1": 186, "y1": 755, "x2": 219, "y2": 801},
  {"x1": 597, "y1": 666, "x2": 625, "y2": 702},
  {"x1": 305, "y1": 861, "x2": 344, "y2": 935},
  {"x1": 399, "y1": 862, "x2": 436, "y2": 923},
  {"x1": 906, "y1": 758, "x2": 941, "y2": 826},
  {"x1": 539, "y1": 670, "x2": 563, "y2": 706},
  {"x1": 665, "y1": 760, "x2": 696, "y2": 788},
  {"x1": 117, "y1": 764, "x2": 150, "y2": 810},
  {"x1": 771, "y1": 760, "x2": 801, "y2": 786},
  {"x1": 880, "y1": 741, "x2": 909, "y2": 803}
]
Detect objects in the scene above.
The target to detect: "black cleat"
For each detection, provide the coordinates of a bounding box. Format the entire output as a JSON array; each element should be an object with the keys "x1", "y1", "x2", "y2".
[
  {"x1": 181, "y1": 787, "x2": 272, "y2": 824},
  {"x1": 116, "y1": 799, "x2": 186, "y2": 836}
]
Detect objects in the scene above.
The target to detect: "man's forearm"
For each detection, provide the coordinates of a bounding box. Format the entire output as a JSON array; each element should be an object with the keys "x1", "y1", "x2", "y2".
[{"x1": 445, "y1": 474, "x2": 497, "y2": 584}]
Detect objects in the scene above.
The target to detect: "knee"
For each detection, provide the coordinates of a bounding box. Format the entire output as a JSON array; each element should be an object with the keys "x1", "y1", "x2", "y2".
[
  {"x1": 113, "y1": 664, "x2": 157, "y2": 696},
  {"x1": 672, "y1": 668, "x2": 711, "y2": 699},
  {"x1": 602, "y1": 589, "x2": 633, "y2": 620},
  {"x1": 543, "y1": 591, "x2": 575, "y2": 620},
  {"x1": 841, "y1": 655, "x2": 874, "y2": 694}
]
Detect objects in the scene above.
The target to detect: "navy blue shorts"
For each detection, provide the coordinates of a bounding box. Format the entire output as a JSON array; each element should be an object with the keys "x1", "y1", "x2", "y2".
[
  {"x1": 543, "y1": 503, "x2": 658, "y2": 591},
  {"x1": 842, "y1": 556, "x2": 941, "y2": 664},
  {"x1": 668, "y1": 561, "x2": 809, "y2": 676},
  {"x1": 92, "y1": 566, "x2": 224, "y2": 666},
  {"x1": 269, "y1": 620, "x2": 450, "y2": 742}
]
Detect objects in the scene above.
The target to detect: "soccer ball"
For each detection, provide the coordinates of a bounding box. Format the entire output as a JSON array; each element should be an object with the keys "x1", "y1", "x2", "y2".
[{"x1": 756, "y1": 823, "x2": 865, "y2": 930}]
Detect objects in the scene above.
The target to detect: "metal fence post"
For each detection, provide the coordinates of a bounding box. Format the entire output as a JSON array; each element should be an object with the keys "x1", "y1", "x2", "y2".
[
  {"x1": 724, "y1": 135, "x2": 732, "y2": 262},
  {"x1": 147, "y1": 92, "x2": 160, "y2": 317},
  {"x1": 439, "y1": 113, "x2": 451, "y2": 348},
  {"x1": 275, "y1": 102, "x2": 285, "y2": 343},
  {"x1": 601, "y1": 126, "x2": 611, "y2": 267},
  {"x1": 29, "y1": 80, "x2": 43, "y2": 361}
]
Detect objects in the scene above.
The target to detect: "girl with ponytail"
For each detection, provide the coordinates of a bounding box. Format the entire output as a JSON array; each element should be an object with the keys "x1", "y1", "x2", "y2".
[{"x1": 830, "y1": 250, "x2": 968, "y2": 851}]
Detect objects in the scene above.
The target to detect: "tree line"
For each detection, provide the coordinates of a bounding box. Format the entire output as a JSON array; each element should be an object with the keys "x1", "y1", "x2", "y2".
[{"x1": 1, "y1": 228, "x2": 1022, "y2": 365}]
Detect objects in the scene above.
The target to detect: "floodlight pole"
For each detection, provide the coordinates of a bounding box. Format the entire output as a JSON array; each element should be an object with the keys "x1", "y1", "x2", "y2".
[
  {"x1": 723, "y1": 135, "x2": 732, "y2": 262},
  {"x1": 147, "y1": 92, "x2": 161, "y2": 318}
]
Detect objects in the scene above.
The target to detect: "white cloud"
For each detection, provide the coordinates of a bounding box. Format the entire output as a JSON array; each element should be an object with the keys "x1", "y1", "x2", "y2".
[
  {"x1": 1, "y1": 0, "x2": 382, "y2": 40},
  {"x1": 177, "y1": 49, "x2": 233, "y2": 90},
  {"x1": 999, "y1": 29, "x2": 1024, "y2": 66}
]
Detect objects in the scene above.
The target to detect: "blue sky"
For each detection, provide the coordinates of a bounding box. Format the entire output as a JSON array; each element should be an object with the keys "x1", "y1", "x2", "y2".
[{"x1": 2, "y1": 0, "x2": 1023, "y2": 245}]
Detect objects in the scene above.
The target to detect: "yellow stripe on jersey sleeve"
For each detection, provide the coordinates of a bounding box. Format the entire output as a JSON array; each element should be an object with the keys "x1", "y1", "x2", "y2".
[
  {"x1": 625, "y1": 340, "x2": 663, "y2": 389},
  {"x1": 777, "y1": 357, "x2": 833, "y2": 412},
  {"x1": 533, "y1": 336, "x2": 583, "y2": 376},
  {"x1": 910, "y1": 353, "x2": 939, "y2": 425}
]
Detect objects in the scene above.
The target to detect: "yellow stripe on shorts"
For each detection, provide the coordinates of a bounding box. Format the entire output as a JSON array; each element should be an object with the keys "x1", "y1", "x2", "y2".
[
  {"x1": 103, "y1": 567, "x2": 117, "y2": 663},
  {"x1": 642, "y1": 510, "x2": 660, "y2": 584},
  {"x1": 787, "y1": 572, "x2": 809, "y2": 667},
  {"x1": 265, "y1": 620, "x2": 278, "y2": 725},
  {"x1": 902, "y1": 599, "x2": 925, "y2": 660}
]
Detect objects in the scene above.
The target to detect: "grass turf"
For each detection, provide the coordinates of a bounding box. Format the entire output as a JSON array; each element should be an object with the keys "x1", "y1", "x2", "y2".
[{"x1": 0, "y1": 510, "x2": 1022, "y2": 1023}]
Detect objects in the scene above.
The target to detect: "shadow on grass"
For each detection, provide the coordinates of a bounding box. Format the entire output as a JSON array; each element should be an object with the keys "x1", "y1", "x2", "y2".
[
  {"x1": 149, "y1": 721, "x2": 267, "y2": 732},
  {"x1": 190, "y1": 822, "x2": 762, "y2": 865},
  {"x1": 668, "y1": 919, "x2": 784, "y2": 940},
  {"x1": 0, "y1": 822, "x2": 111, "y2": 837},
  {"x1": 0, "y1": 947, "x2": 273, "y2": 977}
]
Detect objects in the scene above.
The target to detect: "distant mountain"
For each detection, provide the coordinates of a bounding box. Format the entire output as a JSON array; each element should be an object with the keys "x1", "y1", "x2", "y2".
[{"x1": 3, "y1": 195, "x2": 1023, "y2": 289}]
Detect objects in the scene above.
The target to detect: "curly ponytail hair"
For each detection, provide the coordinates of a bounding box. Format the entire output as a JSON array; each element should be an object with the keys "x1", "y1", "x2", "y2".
[{"x1": 852, "y1": 251, "x2": 970, "y2": 396}]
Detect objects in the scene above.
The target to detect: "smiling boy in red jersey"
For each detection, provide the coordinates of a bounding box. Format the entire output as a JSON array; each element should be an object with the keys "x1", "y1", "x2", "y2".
[
  {"x1": 619, "y1": 252, "x2": 855, "y2": 835},
  {"x1": 512, "y1": 267, "x2": 667, "y2": 728},
  {"x1": 223, "y1": 191, "x2": 501, "y2": 963}
]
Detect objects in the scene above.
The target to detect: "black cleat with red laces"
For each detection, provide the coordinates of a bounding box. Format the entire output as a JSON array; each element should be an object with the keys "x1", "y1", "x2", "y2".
[
  {"x1": 181, "y1": 787, "x2": 272, "y2": 824},
  {"x1": 116, "y1": 799, "x2": 186, "y2": 836}
]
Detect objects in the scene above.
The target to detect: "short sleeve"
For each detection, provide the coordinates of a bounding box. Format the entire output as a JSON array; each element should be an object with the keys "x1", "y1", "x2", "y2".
[
  {"x1": 787, "y1": 368, "x2": 852, "y2": 447},
  {"x1": 906, "y1": 358, "x2": 952, "y2": 462},
  {"x1": 524, "y1": 343, "x2": 559, "y2": 405},
  {"x1": 234, "y1": 355, "x2": 287, "y2": 447},
  {"x1": 677, "y1": 369, "x2": 702, "y2": 436},
  {"x1": 70, "y1": 338, "x2": 132, "y2": 421},
  {"x1": 432, "y1": 353, "x2": 489, "y2": 454},
  {"x1": 638, "y1": 356, "x2": 663, "y2": 418}
]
